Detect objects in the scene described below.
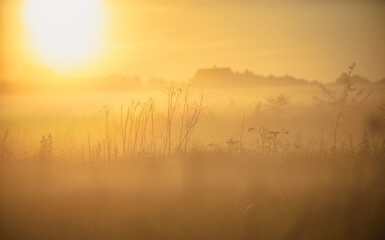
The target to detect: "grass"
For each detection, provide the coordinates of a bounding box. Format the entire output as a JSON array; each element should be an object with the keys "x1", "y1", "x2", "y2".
[
  {"x1": 0, "y1": 75, "x2": 385, "y2": 239},
  {"x1": 0, "y1": 148, "x2": 384, "y2": 240}
]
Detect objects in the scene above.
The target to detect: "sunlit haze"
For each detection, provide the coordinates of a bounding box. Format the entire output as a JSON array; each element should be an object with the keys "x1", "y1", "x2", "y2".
[
  {"x1": 0, "y1": 1, "x2": 385, "y2": 239},
  {"x1": 0, "y1": 0, "x2": 384, "y2": 82}
]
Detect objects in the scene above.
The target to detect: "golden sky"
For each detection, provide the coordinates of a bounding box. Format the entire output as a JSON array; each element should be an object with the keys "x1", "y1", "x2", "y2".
[{"x1": 1, "y1": 0, "x2": 384, "y2": 83}]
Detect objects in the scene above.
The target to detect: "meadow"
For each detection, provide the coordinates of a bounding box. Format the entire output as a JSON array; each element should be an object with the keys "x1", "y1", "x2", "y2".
[
  {"x1": 1, "y1": 0, "x2": 384, "y2": 238},
  {"x1": 0, "y1": 79, "x2": 385, "y2": 239}
]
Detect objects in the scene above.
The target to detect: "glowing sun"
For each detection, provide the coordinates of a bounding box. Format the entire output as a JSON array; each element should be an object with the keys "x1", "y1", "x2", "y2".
[{"x1": 24, "y1": 0, "x2": 104, "y2": 67}]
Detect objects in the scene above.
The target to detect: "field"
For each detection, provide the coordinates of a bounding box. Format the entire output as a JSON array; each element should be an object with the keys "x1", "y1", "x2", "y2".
[
  {"x1": 1, "y1": 0, "x2": 384, "y2": 238},
  {"x1": 1, "y1": 81, "x2": 385, "y2": 240}
]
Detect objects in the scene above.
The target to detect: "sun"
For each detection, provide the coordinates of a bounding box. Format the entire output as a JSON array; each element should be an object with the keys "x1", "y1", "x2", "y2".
[{"x1": 24, "y1": 0, "x2": 104, "y2": 68}]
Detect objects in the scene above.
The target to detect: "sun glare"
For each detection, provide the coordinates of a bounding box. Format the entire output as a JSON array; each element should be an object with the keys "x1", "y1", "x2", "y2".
[{"x1": 24, "y1": 0, "x2": 104, "y2": 68}]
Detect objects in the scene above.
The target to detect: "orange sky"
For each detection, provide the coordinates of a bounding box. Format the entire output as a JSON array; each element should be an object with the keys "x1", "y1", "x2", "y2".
[{"x1": 1, "y1": 0, "x2": 385, "y2": 83}]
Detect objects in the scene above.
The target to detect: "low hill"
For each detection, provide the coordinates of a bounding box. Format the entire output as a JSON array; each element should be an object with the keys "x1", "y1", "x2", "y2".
[
  {"x1": 376, "y1": 78, "x2": 385, "y2": 85},
  {"x1": 335, "y1": 73, "x2": 371, "y2": 85},
  {"x1": 191, "y1": 67, "x2": 311, "y2": 88}
]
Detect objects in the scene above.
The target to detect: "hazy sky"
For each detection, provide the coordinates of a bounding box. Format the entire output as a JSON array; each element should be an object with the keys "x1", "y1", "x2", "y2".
[{"x1": 1, "y1": 0, "x2": 385, "y2": 82}]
